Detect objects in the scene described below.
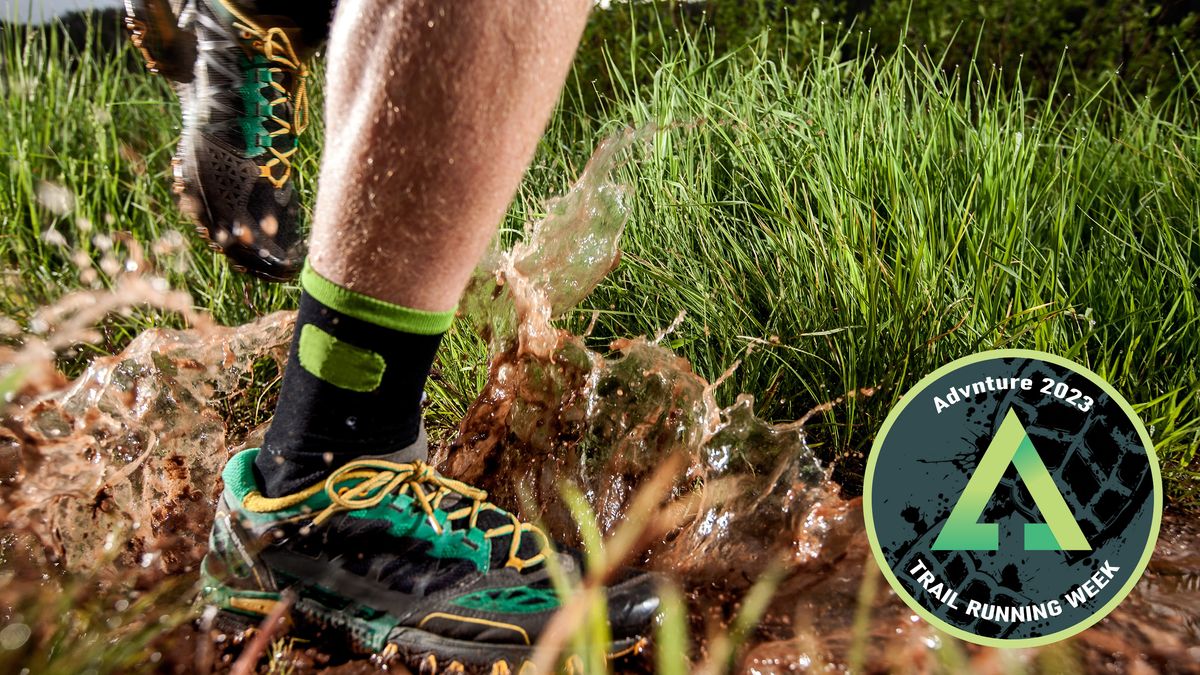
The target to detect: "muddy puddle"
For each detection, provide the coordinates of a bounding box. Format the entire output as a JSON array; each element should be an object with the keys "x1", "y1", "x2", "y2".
[{"x1": 1, "y1": 134, "x2": 1198, "y2": 673}]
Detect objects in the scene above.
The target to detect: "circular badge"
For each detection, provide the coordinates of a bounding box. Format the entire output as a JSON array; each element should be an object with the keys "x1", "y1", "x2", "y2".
[{"x1": 864, "y1": 350, "x2": 1161, "y2": 647}]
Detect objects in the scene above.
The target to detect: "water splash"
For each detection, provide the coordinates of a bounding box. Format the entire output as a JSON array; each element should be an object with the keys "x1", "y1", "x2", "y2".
[
  {"x1": 0, "y1": 271, "x2": 291, "y2": 578},
  {"x1": 437, "y1": 131, "x2": 852, "y2": 593}
]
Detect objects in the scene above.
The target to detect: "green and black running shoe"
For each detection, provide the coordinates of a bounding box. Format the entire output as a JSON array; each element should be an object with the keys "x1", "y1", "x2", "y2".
[
  {"x1": 201, "y1": 449, "x2": 661, "y2": 672},
  {"x1": 126, "y1": 0, "x2": 319, "y2": 281}
]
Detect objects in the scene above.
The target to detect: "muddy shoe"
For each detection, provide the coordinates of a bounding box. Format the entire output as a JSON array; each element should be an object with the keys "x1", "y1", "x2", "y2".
[
  {"x1": 126, "y1": 0, "x2": 313, "y2": 281},
  {"x1": 201, "y1": 449, "x2": 660, "y2": 672}
]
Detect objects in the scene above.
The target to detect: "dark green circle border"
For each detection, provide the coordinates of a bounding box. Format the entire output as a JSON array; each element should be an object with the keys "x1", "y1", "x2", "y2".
[{"x1": 863, "y1": 348, "x2": 1163, "y2": 649}]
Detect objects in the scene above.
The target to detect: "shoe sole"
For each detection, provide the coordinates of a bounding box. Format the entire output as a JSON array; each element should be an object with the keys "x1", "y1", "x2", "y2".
[
  {"x1": 172, "y1": 145, "x2": 301, "y2": 283},
  {"x1": 129, "y1": 0, "x2": 302, "y2": 283},
  {"x1": 204, "y1": 579, "x2": 649, "y2": 674},
  {"x1": 124, "y1": 0, "x2": 196, "y2": 81}
]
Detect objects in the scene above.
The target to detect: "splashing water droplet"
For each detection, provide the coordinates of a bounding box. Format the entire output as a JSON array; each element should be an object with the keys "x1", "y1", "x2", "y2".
[
  {"x1": 2, "y1": 304, "x2": 292, "y2": 576},
  {"x1": 439, "y1": 129, "x2": 844, "y2": 590},
  {"x1": 0, "y1": 623, "x2": 32, "y2": 650},
  {"x1": 35, "y1": 181, "x2": 74, "y2": 216}
]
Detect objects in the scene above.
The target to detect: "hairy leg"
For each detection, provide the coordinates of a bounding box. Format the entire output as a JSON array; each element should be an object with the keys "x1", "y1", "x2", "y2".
[
  {"x1": 309, "y1": 0, "x2": 592, "y2": 310},
  {"x1": 255, "y1": 0, "x2": 592, "y2": 495}
]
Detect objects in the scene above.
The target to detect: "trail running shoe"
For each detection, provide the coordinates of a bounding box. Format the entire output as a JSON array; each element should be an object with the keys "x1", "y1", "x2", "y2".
[
  {"x1": 201, "y1": 449, "x2": 660, "y2": 672},
  {"x1": 126, "y1": 0, "x2": 313, "y2": 281}
]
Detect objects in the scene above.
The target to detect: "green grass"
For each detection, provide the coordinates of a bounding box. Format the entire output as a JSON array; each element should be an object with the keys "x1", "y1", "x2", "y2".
[{"x1": 1, "y1": 16, "x2": 1197, "y2": 504}]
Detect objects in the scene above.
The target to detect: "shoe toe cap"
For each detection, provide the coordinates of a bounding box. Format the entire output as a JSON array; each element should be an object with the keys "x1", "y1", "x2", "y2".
[{"x1": 606, "y1": 570, "x2": 665, "y2": 638}]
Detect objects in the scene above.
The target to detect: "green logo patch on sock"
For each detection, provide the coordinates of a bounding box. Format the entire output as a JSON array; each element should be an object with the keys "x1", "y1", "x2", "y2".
[{"x1": 298, "y1": 324, "x2": 386, "y2": 392}]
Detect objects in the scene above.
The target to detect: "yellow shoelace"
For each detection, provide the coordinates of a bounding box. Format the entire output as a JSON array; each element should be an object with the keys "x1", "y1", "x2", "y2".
[
  {"x1": 221, "y1": 0, "x2": 309, "y2": 188},
  {"x1": 312, "y1": 459, "x2": 550, "y2": 571}
]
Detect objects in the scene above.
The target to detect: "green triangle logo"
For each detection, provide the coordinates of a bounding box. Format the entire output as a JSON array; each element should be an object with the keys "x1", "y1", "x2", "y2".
[{"x1": 932, "y1": 409, "x2": 1091, "y2": 551}]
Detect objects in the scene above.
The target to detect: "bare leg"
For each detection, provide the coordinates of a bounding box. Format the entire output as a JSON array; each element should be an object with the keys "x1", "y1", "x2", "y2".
[
  {"x1": 255, "y1": 0, "x2": 593, "y2": 495},
  {"x1": 309, "y1": 0, "x2": 592, "y2": 311}
]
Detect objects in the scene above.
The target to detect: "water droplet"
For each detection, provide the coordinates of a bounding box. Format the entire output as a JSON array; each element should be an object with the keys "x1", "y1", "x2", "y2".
[
  {"x1": 0, "y1": 623, "x2": 31, "y2": 650},
  {"x1": 35, "y1": 181, "x2": 74, "y2": 215},
  {"x1": 100, "y1": 256, "x2": 121, "y2": 276},
  {"x1": 42, "y1": 227, "x2": 67, "y2": 247}
]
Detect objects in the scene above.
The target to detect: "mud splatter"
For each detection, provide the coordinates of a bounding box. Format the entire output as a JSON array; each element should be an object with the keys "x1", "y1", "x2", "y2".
[
  {"x1": 1, "y1": 301, "x2": 291, "y2": 579},
  {"x1": 440, "y1": 132, "x2": 835, "y2": 590}
]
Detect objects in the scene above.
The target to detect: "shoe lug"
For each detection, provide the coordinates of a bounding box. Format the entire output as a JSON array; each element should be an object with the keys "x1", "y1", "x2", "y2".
[
  {"x1": 445, "y1": 661, "x2": 465, "y2": 674},
  {"x1": 419, "y1": 653, "x2": 438, "y2": 675},
  {"x1": 608, "y1": 636, "x2": 649, "y2": 659},
  {"x1": 171, "y1": 156, "x2": 186, "y2": 194},
  {"x1": 490, "y1": 661, "x2": 511, "y2": 675},
  {"x1": 124, "y1": 0, "x2": 197, "y2": 81}
]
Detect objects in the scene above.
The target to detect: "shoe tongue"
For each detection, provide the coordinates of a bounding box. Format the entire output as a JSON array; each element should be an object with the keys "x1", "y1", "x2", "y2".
[
  {"x1": 258, "y1": 73, "x2": 295, "y2": 153},
  {"x1": 268, "y1": 68, "x2": 293, "y2": 98}
]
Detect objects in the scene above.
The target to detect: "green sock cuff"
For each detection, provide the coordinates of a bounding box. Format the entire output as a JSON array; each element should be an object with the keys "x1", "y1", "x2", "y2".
[
  {"x1": 300, "y1": 262, "x2": 456, "y2": 335},
  {"x1": 224, "y1": 448, "x2": 261, "y2": 501}
]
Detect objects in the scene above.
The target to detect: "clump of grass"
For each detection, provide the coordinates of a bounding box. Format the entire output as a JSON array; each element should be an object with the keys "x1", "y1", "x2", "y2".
[{"x1": 533, "y1": 460, "x2": 782, "y2": 673}]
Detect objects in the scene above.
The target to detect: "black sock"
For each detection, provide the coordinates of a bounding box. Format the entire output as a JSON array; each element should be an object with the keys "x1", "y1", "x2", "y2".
[{"x1": 254, "y1": 263, "x2": 454, "y2": 497}]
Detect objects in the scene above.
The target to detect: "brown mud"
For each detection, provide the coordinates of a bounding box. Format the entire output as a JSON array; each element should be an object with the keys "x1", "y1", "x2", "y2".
[{"x1": 1, "y1": 135, "x2": 1197, "y2": 673}]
